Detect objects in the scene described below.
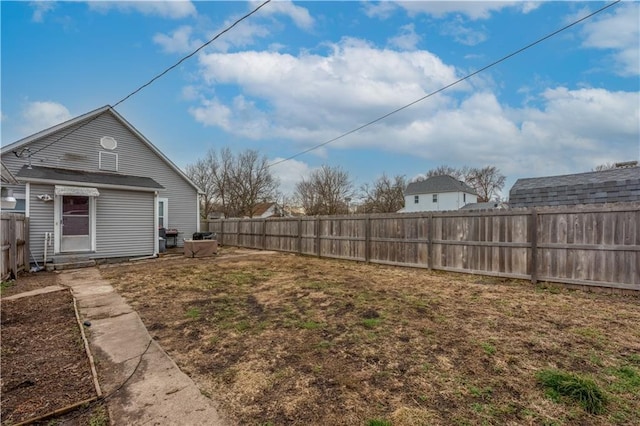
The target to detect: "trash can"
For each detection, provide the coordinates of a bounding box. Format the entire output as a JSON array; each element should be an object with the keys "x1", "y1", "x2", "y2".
[{"x1": 159, "y1": 237, "x2": 166, "y2": 253}]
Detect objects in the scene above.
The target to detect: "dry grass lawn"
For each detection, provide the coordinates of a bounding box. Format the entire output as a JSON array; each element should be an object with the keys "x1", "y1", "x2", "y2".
[{"x1": 102, "y1": 248, "x2": 640, "y2": 426}]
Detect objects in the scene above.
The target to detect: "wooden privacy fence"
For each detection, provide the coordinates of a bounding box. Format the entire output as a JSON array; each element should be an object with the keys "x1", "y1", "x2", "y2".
[
  {"x1": 1, "y1": 213, "x2": 29, "y2": 281},
  {"x1": 203, "y1": 203, "x2": 639, "y2": 291}
]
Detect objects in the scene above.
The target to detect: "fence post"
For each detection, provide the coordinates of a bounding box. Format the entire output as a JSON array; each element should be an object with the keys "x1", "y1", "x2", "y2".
[
  {"x1": 530, "y1": 209, "x2": 538, "y2": 284},
  {"x1": 427, "y1": 213, "x2": 433, "y2": 270},
  {"x1": 9, "y1": 215, "x2": 17, "y2": 279},
  {"x1": 316, "y1": 217, "x2": 321, "y2": 257},
  {"x1": 262, "y1": 219, "x2": 267, "y2": 250},
  {"x1": 298, "y1": 218, "x2": 302, "y2": 254},
  {"x1": 24, "y1": 217, "x2": 30, "y2": 270},
  {"x1": 236, "y1": 219, "x2": 240, "y2": 246},
  {"x1": 364, "y1": 216, "x2": 371, "y2": 263}
]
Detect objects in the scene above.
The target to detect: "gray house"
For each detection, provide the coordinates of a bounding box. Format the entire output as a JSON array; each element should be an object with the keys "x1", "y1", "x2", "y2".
[
  {"x1": 509, "y1": 165, "x2": 640, "y2": 208},
  {"x1": 1, "y1": 106, "x2": 201, "y2": 264}
]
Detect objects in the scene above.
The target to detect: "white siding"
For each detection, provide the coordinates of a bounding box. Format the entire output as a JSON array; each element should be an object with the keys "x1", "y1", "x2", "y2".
[{"x1": 404, "y1": 191, "x2": 478, "y2": 212}]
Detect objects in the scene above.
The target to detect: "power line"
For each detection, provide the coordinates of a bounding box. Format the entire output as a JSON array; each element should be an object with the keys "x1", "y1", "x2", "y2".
[
  {"x1": 26, "y1": 0, "x2": 272, "y2": 157},
  {"x1": 268, "y1": 0, "x2": 621, "y2": 168}
]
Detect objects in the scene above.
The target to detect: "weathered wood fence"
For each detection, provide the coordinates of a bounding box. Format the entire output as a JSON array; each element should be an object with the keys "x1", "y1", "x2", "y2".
[
  {"x1": 202, "y1": 203, "x2": 639, "y2": 291},
  {"x1": 1, "y1": 213, "x2": 29, "y2": 281}
]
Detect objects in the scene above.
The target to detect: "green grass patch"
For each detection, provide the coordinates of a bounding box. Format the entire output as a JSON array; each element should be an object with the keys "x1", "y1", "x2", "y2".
[
  {"x1": 0, "y1": 280, "x2": 13, "y2": 295},
  {"x1": 480, "y1": 342, "x2": 496, "y2": 356},
  {"x1": 607, "y1": 365, "x2": 640, "y2": 393},
  {"x1": 185, "y1": 307, "x2": 201, "y2": 320},
  {"x1": 536, "y1": 369, "x2": 607, "y2": 414},
  {"x1": 299, "y1": 320, "x2": 323, "y2": 330},
  {"x1": 367, "y1": 419, "x2": 392, "y2": 426},
  {"x1": 361, "y1": 318, "x2": 382, "y2": 328}
]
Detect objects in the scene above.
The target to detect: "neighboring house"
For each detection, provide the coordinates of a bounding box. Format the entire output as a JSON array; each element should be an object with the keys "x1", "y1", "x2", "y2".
[
  {"x1": 459, "y1": 201, "x2": 509, "y2": 211},
  {"x1": 403, "y1": 175, "x2": 478, "y2": 212},
  {"x1": 509, "y1": 165, "x2": 640, "y2": 208},
  {"x1": 0, "y1": 106, "x2": 202, "y2": 264},
  {"x1": 250, "y1": 202, "x2": 282, "y2": 218}
]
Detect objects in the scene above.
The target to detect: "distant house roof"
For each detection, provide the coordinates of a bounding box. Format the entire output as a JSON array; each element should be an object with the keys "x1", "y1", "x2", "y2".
[
  {"x1": 509, "y1": 167, "x2": 640, "y2": 208},
  {"x1": 16, "y1": 165, "x2": 164, "y2": 191},
  {"x1": 252, "y1": 202, "x2": 279, "y2": 218},
  {"x1": 405, "y1": 175, "x2": 477, "y2": 196},
  {"x1": 459, "y1": 202, "x2": 509, "y2": 211}
]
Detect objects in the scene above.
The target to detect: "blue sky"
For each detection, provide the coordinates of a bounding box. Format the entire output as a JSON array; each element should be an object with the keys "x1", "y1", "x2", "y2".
[{"x1": 2, "y1": 1, "x2": 639, "y2": 198}]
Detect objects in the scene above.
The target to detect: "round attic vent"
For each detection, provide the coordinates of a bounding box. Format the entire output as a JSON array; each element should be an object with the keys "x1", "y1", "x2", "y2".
[{"x1": 100, "y1": 136, "x2": 117, "y2": 150}]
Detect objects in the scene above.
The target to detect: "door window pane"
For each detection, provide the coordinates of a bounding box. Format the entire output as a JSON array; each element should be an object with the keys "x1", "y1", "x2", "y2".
[
  {"x1": 63, "y1": 196, "x2": 89, "y2": 215},
  {"x1": 63, "y1": 216, "x2": 89, "y2": 235}
]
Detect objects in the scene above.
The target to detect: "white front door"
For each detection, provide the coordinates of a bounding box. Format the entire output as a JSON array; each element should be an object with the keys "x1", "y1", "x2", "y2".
[{"x1": 60, "y1": 195, "x2": 92, "y2": 252}]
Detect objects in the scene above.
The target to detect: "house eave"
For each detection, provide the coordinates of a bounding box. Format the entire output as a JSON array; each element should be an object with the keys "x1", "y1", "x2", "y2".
[{"x1": 17, "y1": 176, "x2": 164, "y2": 193}]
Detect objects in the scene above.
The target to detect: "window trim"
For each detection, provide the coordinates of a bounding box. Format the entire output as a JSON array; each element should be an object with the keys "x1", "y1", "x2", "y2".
[
  {"x1": 158, "y1": 197, "x2": 169, "y2": 229},
  {"x1": 414, "y1": 195, "x2": 419, "y2": 204},
  {"x1": 433, "y1": 194, "x2": 438, "y2": 203}
]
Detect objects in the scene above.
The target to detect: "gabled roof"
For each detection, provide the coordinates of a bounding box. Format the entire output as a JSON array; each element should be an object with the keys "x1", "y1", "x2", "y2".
[
  {"x1": 16, "y1": 165, "x2": 164, "y2": 191},
  {"x1": 252, "y1": 202, "x2": 277, "y2": 217},
  {"x1": 510, "y1": 167, "x2": 640, "y2": 192},
  {"x1": 1, "y1": 105, "x2": 202, "y2": 193},
  {"x1": 509, "y1": 166, "x2": 640, "y2": 208},
  {"x1": 405, "y1": 175, "x2": 477, "y2": 196}
]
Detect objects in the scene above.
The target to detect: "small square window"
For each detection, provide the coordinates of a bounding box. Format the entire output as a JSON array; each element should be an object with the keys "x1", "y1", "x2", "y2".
[
  {"x1": 433, "y1": 194, "x2": 438, "y2": 203},
  {"x1": 414, "y1": 195, "x2": 419, "y2": 204}
]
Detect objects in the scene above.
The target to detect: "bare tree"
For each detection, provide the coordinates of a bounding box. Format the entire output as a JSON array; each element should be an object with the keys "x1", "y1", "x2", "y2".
[
  {"x1": 425, "y1": 164, "x2": 505, "y2": 202},
  {"x1": 295, "y1": 165, "x2": 354, "y2": 215},
  {"x1": 360, "y1": 174, "x2": 406, "y2": 213},
  {"x1": 227, "y1": 149, "x2": 279, "y2": 217},
  {"x1": 465, "y1": 166, "x2": 506, "y2": 202},
  {"x1": 186, "y1": 148, "x2": 279, "y2": 218},
  {"x1": 592, "y1": 162, "x2": 616, "y2": 171},
  {"x1": 185, "y1": 150, "x2": 217, "y2": 219}
]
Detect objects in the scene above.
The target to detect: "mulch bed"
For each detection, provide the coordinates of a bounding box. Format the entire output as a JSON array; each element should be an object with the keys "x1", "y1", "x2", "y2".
[{"x1": 1, "y1": 287, "x2": 100, "y2": 425}]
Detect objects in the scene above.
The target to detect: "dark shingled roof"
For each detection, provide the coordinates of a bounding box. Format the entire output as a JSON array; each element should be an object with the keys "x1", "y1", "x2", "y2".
[
  {"x1": 509, "y1": 167, "x2": 640, "y2": 208},
  {"x1": 16, "y1": 165, "x2": 164, "y2": 190},
  {"x1": 405, "y1": 175, "x2": 477, "y2": 196}
]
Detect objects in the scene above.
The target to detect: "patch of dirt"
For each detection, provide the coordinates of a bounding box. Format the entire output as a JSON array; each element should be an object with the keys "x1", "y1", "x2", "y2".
[
  {"x1": 1, "y1": 287, "x2": 106, "y2": 425},
  {"x1": 102, "y1": 248, "x2": 640, "y2": 425},
  {"x1": 1, "y1": 270, "x2": 60, "y2": 297}
]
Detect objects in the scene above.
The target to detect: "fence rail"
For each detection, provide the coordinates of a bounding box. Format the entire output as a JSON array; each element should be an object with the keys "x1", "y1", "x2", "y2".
[
  {"x1": 203, "y1": 203, "x2": 640, "y2": 291},
  {"x1": 1, "y1": 213, "x2": 29, "y2": 281}
]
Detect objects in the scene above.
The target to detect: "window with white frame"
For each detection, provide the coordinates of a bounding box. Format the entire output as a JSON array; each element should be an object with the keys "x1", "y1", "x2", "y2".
[
  {"x1": 158, "y1": 198, "x2": 168, "y2": 228},
  {"x1": 414, "y1": 195, "x2": 419, "y2": 204},
  {"x1": 433, "y1": 194, "x2": 438, "y2": 203}
]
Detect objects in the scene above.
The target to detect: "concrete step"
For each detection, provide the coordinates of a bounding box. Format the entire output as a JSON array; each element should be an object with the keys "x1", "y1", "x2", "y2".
[{"x1": 48, "y1": 255, "x2": 96, "y2": 271}]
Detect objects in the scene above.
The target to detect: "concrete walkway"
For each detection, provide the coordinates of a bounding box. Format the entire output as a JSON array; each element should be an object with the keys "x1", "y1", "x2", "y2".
[{"x1": 58, "y1": 267, "x2": 227, "y2": 426}]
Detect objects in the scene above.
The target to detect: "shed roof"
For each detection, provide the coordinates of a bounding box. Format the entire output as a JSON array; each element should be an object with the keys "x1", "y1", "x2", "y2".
[
  {"x1": 405, "y1": 175, "x2": 477, "y2": 196},
  {"x1": 16, "y1": 165, "x2": 164, "y2": 191},
  {"x1": 510, "y1": 167, "x2": 640, "y2": 192}
]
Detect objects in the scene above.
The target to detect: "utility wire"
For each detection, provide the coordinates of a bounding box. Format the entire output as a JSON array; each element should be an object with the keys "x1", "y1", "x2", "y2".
[
  {"x1": 268, "y1": 0, "x2": 621, "y2": 168},
  {"x1": 25, "y1": 0, "x2": 271, "y2": 157}
]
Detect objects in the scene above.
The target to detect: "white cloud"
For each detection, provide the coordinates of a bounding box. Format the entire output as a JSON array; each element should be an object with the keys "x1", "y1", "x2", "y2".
[
  {"x1": 20, "y1": 101, "x2": 72, "y2": 135},
  {"x1": 580, "y1": 2, "x2": 640, "y2": 76},
  {"x1": 269, "y1": 157, "x2": 312, "y2": 196},
  {"x1": 192, "y1": 37, "x2": 463, "y2": 144},
  {"x1": 440, "y1": 17, "x2": 487, "y2": 46},
  {"x1": 395, "y1": 1, "x2": 535, "y2": 20},
  {"x1": 251, "y1": 0, "x2": 314, "y2": 30},
  {"x1": 388, "y1": 24, "x2": 421, "y2": 50},
  {"x1": 362, "y1": 1, "x2": 398, "y2": 19},
  {"x1": 153, "y1": 25, "x2": 201, "y2": 54},
  {"x1": 88, "y1": 0, "x2": 196, "y2": 19},
  {"x1": 30, "y1": 1, "x2": 56, "y2": 22}
]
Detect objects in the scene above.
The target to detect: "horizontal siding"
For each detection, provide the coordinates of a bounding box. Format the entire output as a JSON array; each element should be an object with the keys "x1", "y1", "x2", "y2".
[
  {"x1": 28, "y1": 183, "x2": 55, "y2": 263},
  {"x1": 2, "y1": 111, "x2": 199, "y2": 247},
  {"x1": 96, "y1": 189, "x2": 155, "y2": 258}
]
